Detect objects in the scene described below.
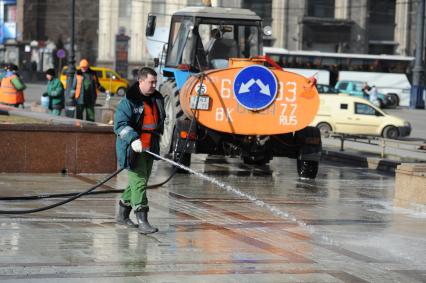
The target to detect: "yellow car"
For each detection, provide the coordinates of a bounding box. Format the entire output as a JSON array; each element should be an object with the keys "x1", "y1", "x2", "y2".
[
  {"x1": 60, "y1": 66, "x2": 128, "y2": 96},
  {"x1": 310, "y1": 94, "x2": 411, "y2": 139}
]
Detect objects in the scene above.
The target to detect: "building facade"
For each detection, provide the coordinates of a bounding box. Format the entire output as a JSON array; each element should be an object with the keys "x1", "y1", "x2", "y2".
[
  {"x1": 20, "y1": 0, "x2": 100, "y2": 65},
  {"x1": 97, "y1": 0, "x2": 425, "y2": 76},
  {"x1": 269, "y1": 0, "x2": 423, "y2": 56},
  {"x1": 0, "y1": 0, "x2": 99, "y2": 78},
  {"x1": 97, "y1": 0, "x2": 244, "y2": 73}
]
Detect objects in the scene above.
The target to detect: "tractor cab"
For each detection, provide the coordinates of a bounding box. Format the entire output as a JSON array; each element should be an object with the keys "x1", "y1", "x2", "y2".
[{"x1": 147, "y1": 6, "x2": 264, "y2": 73}]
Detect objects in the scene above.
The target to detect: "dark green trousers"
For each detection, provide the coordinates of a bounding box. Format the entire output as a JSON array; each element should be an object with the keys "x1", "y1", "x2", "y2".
[
  {"x1": 121, "y1": 153, "x2": 154, "y2": 210},
  {"x1": 76, "y1": 104, "x2": 95, "y2": 121}
]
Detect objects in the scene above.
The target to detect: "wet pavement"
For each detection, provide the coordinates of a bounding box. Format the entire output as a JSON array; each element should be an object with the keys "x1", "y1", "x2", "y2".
[{"x1": 1, "y1": 155, "x2": 426, "y2": 282}]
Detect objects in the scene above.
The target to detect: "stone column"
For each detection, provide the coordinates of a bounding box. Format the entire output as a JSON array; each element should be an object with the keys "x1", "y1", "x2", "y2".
[
  {"x1": 271, "y1": 0, "x2": 287, "y2": 48},
  {"x1": 97, "y1": 0, "x2": 119, "y2": 65},
  {"x1": 394, "y1": 0, "x2": 411, "y2": 55},
  {"x1": 335, "y1": 0, "x2": 349, "y2": 19},
  {"x1": 16, "y1": 0, "x2": 24, "y2": 42},
  {"x1": 128, "y1": 0, "x2": 151, "y2": 66}
]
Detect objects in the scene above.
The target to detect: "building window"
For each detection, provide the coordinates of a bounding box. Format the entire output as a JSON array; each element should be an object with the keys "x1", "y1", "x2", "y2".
[
  {"x1": 368, "y1": 0, "x2": 396, "y2": 54},
  {"x1": 307, "y1": 0, "x2": 335, "y2": 18}
]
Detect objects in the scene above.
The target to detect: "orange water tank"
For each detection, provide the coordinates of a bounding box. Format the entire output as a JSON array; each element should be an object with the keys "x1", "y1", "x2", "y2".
[{"x1": 180, "y1": 58, "x2": 319, "y2": 135}]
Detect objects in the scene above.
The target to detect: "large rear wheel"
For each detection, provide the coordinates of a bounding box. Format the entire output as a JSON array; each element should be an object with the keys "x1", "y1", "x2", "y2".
[{"x1": 158, "y1": 80, "x2": 191, "y2": 172}]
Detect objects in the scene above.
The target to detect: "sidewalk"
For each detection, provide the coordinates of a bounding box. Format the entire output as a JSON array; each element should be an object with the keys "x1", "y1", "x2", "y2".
[{"x1": 1, "y1": 155, "x2": 426, "y2": 282}]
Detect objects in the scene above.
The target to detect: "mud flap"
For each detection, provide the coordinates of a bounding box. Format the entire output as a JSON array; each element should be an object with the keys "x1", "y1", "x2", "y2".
[
  {"x1": 173, "y1": 119, "x2": 197, "y2": 154},
  {"x1": 295, "y1": 126, "x2": 322, "y2": 162}
]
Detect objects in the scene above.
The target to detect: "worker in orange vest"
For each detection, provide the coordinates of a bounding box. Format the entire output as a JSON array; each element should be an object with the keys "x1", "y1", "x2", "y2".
[
  {"x1": 114, "y1": 67, "x2": 166, "y2": 234},
  {"x1": 70, "y1": 59, "x2": 104, "y2": 121},
  {"x1": 0, "y1": 64, "x2": 26, "y2": 108}
]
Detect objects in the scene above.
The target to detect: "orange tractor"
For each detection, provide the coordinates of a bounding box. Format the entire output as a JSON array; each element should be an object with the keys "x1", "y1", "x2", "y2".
[{"x1": 146, "y1": 6, "x2": 321, "y2": 178}]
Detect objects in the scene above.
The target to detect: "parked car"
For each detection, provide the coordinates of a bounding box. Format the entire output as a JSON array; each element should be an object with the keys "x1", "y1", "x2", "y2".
[
  {"x1": 334, "y1": 80, "x2": 394, "y2": 108},
  {"x1": 338, "y1": 71, "x2": 411, "y2": 107},
  {"x1": 60, "y1": 66, "x2": 128, "y2": 96},
  {"x1": 310, "y1": 93, "x2": 411, "y2": 139}
]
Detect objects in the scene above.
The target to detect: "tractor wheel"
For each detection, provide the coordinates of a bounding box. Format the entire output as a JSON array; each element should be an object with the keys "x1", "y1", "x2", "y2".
[
  {"x1": 159, "y1": 79, "x2": 191, "y2": 172},
  {"x1": 172, "y1": 150, "x2": 191, "y2": 170},
  {"x1": 159, "y1": 80, "x2": 181, "y2": 155},
  {"x1": 297, "y1": 159, "x2": 319, "y2": 179}
]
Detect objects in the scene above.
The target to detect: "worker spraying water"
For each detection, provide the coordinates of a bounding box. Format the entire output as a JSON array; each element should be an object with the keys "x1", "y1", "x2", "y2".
[{"x1": 114, "y1": 67, "x2": 166, "y2": 234}]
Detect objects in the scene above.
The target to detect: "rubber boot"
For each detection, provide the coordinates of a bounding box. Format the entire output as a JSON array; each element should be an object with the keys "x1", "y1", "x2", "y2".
[
  {"x1": 135, "y1": 206, "x2": 158, "y2": 234},
  {"x1": 116, "y1": 200, "x2": 138, "y2": 228}
]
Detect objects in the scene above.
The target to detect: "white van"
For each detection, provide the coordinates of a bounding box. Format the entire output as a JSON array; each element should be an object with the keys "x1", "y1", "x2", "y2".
[{"x1": 310, "y1": 94, "x2": 411, "y2": 139}]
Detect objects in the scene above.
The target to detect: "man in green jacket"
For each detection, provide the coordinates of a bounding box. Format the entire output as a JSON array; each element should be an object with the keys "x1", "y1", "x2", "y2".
[
  {"x1": 114, "y1": 67, "x2": 165, "y2": 234},
  {"x1": 44, "y1": 68, "x2": 64, "y2": 116}
]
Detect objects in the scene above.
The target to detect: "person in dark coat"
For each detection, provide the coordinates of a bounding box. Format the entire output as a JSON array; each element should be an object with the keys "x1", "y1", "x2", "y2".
[{"x1": 114, "y1": 67, "x2": 165, "y2": 234}]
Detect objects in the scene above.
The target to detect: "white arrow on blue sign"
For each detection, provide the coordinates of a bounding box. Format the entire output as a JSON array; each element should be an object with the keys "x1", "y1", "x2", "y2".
[{"x1": 233, "y1": 65, "x2": 278, "y2": 111}]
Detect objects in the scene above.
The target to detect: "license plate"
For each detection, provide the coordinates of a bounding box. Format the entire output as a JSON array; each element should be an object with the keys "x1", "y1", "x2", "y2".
[{"x1": 190, "y1": 95, "x2": 210, "y2": 110}]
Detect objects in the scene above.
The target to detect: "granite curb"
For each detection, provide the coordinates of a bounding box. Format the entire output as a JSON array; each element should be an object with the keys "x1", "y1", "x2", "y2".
[{"x1": 321, "y1": 148, "x2": 402, "y2": 174}]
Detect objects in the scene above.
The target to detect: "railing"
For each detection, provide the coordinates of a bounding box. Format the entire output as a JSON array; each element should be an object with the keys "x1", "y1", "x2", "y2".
[{"x1": 330, "y1": 133, "x2": 426, "y2": 158}]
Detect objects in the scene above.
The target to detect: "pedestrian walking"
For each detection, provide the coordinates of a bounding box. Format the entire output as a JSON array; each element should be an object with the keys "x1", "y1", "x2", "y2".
[
  {"x1": 71, "y1": 59, "x2": 104, "y2": 121},
  {"x1": 114, "y1": 67, "x2": 166, "y2": 234},
  {"x1": 362, "y1": 82, "x2": 371, "y2": 100},
  {"x1": 367, "y1": 85, "x2": 379, "y2": 106},
  {"x1": 0, "y1": 64, "x2": 26, "y2": 108},
  {"x1": 43, "y1": 68, "x2": 64, "y2": 116}
]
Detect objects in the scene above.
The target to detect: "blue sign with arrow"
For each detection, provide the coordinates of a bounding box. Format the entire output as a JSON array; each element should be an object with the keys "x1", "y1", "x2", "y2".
[{"x1": 233, "y1": 65, "x2": 278, "y2": 111}]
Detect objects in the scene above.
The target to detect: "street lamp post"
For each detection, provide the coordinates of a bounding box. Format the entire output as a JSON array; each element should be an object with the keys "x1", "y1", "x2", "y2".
[
  {"x1": 410, "y1": 0, "x2": 425, "y2": 109},
  {"x1": 65, "y1": 0, "x2": 76, "y2": 117}
]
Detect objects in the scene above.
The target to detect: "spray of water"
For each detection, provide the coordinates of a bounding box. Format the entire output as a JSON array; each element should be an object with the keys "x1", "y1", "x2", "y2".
[{"x1": 146, "y1": 150, "x2": 335, "y2": 245}]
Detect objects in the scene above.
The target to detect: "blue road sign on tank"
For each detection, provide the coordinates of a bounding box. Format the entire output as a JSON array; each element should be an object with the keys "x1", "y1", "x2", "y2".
[{"x1": 233, "y1": 65, "x2": 278, "y2": 111}]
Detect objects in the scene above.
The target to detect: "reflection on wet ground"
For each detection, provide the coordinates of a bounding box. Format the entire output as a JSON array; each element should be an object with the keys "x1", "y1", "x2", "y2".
[{"x1": 0, "y1": 155, "x2": 425, "y2": 282}]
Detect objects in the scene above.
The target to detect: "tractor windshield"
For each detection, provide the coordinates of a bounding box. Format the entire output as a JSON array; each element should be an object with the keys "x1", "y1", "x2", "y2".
[
  {"x1": 166, "y1": 16, "x2": 261, "y2": 71},
  {"x1": 166, "y1": 17, "x2": 194, "y2": 67}
]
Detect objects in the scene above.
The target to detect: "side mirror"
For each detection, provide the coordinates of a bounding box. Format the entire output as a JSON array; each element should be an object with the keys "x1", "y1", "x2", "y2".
[{"x1": 146, "y1": 13, "x2": 156, "y2": 37}]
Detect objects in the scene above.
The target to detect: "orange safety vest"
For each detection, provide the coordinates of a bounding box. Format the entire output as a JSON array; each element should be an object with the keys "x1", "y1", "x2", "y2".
[
  {"x1": 140, "y1": 101, "x2": 159, "y2": 149},
  {"x1": 75, "y1": 73, "x2": 99, "y2": 99},
  {"x1": 0, "y1": 75, "x2": 24, "y2": 105}
]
